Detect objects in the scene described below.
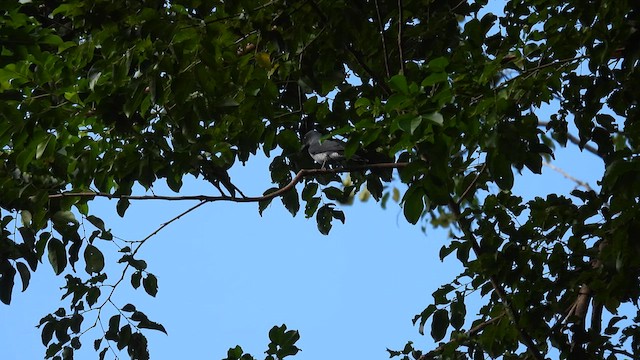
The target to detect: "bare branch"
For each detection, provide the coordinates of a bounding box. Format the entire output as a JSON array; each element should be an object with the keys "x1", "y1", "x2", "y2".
[
  {"x1": 397, "y1": 0, "x2": 404, "y2": 74},
  {"x1": 457, "y1": 162, "x2": 487, "y2": 205},
  {"x1": 543, "y1": 161, "x2": 593, "y2": 191},
  {"x1": 49, "y1": 163, "x2": 408, "y2": 203},
  {"x1": 307, "y1": 0, "x2": 391, "y2": 95},
  {"x1": 373, "y1": 0, "x2": 391, "y2": 78}
]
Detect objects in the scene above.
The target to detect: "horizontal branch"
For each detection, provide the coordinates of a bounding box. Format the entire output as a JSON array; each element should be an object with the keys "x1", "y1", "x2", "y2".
[
  {"x1": 49, "y1": 163, "x2": 408, "y2": 203},
  {"x1": 538, "y1": 121, "x2": 600, "y2": 158}
]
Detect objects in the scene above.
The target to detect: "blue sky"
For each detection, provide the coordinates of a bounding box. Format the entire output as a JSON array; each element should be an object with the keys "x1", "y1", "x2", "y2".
[
  {"x1": 0, "y1": 0, "x2": 619, "y2": 358},
  {"x1": 0, "y1": 135, "x2": 603, "y2": 359}
]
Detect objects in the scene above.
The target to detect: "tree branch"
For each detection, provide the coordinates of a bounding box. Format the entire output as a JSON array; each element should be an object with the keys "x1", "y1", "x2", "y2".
[
  {"x1": 543, "y1": 161, "x2": 593, "y2": 191},
  {"x1": 419, "y1": 313, "x2": 506, "y2": 359},
  {"x1": 448, "y1": 200, "x2": 545, "y2": 360},
  {"x1": 49, "y1": 163, "x2": 408, "y2": 202},
  {"x1": 397, "y1": 0, "x2": 404, "y2": 74},
  {"x1": 373, "y1": 0, "x2": 391, "y2": 78},
  {"x1": 457, "y1": 162, "x2": 487, "y2": 205},
  {"x1": 537, "y1": 121, "x2": 600, "y2": 158},
  {"x1": 307, "y1": 0, "x2": 391, "y2": 95}
]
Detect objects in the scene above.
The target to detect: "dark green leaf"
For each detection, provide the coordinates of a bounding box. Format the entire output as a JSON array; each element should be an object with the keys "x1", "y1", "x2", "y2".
[
  {"x1": 431, "y1": 309, "x2": 449, "y2": 342},
  {"x1": 84, "y1": 244, "x2": 105, "y2": 274},
  {"x1": 131, "y1": 271, "x2": 142, "y2": 289},
  {"x1": 118, "y1": 324, "x2": 132, "y2": 350},
  {"x1": 47, "y1": 238, "x2": 67, "y2": 275},
  {"x1": 138, "y1": 318, "x2": 167, "y2": 334},
  {"x1": 403, "y1": 186, "x2": 425, "y2": 224},
  {"x1": 389, "y1": 74, "x2": 409, "y2": 94},
  {"x1": 16, "y1": 262, "x2": 30, "y2": 292},
  {"x1": 142, "y1": 273, "x2": 158, "y2": 297}
]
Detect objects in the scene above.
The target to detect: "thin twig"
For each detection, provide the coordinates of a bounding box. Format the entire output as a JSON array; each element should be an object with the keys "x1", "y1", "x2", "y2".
[
  {"x1": 543, "y1": 161, "x2": 593, "y2": 191},
  {"x1": 457, "y1": 162, "x2": 487, "y2": 205},
  {"x1": 471, "y1": 55, "x2": 587, "y2": 104},
  {"x1": 397, "y1": 0, "x2": 404, "y2": 74},
  {"x1": 307, "y1": 0, "x2": 391, "y2": 95},
  {"x1": 373, "y1": 0, "x2": 391, "y2": 78}
]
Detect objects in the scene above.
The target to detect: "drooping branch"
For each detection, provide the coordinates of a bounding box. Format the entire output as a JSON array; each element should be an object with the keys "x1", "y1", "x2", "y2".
[
  {"x1": 49, "y1": 163, "x2": 408, "y2": 203},
  {"x1": 373, "y1": 0, "x2": 390, "y2": 78}
]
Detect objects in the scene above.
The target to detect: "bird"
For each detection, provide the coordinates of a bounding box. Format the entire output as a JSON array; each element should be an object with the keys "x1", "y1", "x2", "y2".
[{"x1": 302, "y1": 130, "x2": 363, "y2": 169}]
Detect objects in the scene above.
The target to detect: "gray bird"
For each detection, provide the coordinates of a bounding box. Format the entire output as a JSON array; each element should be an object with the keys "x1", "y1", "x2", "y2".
[{"x1": 302, "y1": 130, "x2": 362, "y2": 169}]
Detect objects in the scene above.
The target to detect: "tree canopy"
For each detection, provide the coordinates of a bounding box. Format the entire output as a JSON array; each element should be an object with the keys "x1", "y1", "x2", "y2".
[{"x1": 1, "y1": 0, "x2": 639, "y2": 359}]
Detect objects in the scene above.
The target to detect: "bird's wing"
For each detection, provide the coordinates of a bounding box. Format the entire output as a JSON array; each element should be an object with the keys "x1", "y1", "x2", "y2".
[{"x1": 308, "y1": 138, "x2": 346, "y2": 155}]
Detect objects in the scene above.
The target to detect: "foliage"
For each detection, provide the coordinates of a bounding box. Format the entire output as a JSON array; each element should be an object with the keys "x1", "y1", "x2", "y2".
[{"x1": 1, "y1": 0, "x2": 639, "y2": 359}]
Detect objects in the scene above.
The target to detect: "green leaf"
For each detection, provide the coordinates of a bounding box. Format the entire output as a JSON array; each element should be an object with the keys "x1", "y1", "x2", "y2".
[
  {"x1": 86, "y1": 215, "x2": 106, "y2": 231},
  {"x1": 138, "y1": 319, "x2": 167, "y2": 334},
  {"x1": 277, "y1": 129, "x2": 300, "y2": 154},
  {"x1": 316, "y1": 204, "x2": 333, "y2": 235},
  {"x1": 42, "y1": 321, "x2": 56, "y2": 346},
  {"x1": 116, "y1": 199, "x2": 130, "y2": 217},
  {"x1": 399, "y1": 115, "x2": 423, "y2": 134},
  {"x1": 259, "y1": 188, "x2": 278, "y2": 216},
  {"x1": 131, "y1": 271, "x2": 142, "y2": 289},
  {"x1": 403, "y1": 186, "x2": 425, "y2": 224},
  {"x1": 143, "y1": 273, "x2": 158, "y2": 297},
  {"x1": 422, "y1": 72, "x2": 449, "y2": 87},
  {"x1": 354, "y1": 97, "x2": 371, "y2": 116},
  {"x1": 86, "y1": 287, "x2": 100, "y2": 306},
  {"x1": 52, "y1": 211, "x2": 78, "y2": 226},
  {"x1": 450, "y1": 297, "x2": 466, "y2": 330},
  {"x1": 304, "y1": 197, "x2": 321, "y2": 218},
  {"x1": 122, "y1": 304, "x2": 137, "y2": 312},
  {"x1": 0, "y1": 263, "x2": 16, "y2": 305},
  {"x1": 16, "y1": 262, "x2": 30, "y2": 292},
  {"x1": 47, "y1": 238, "x2": 67, "y2": 275},
  {"x1": 389, "y1": 74, "x2": 409, "y2": 94},
  {"x1": 489, "y1": 154, "x2": 514, "y2": 191},
  {"x1": 21, "y1": 210, "x2": 32, "y2": 227},
  {"x1": 118, "y1": 324, "x2": 132, "y2": 350},
  {"x1": 431, "y1": 309, "x2": 449, "y2": 342},
  {"x1": 424, "y1": 112, "x2": 444, "y2": 126},
  {"x1": 281, "y1": 188, "x2": 300, "y2": 217},
  {"x1": 414, "y1": 304, "x2": 437, "y2": 335},
  {"x1": 427, "y1": 57, "x2": 449, "y2": 72},
  {"x1": 84, "y1": 244, "x2": 105, "y2": 274},
  {"x1": 105, "y1": 315, "x2": 120, "y2": 341},
  {"x1": 302, "y1": 183, "x2": 318, "y2": 200}
]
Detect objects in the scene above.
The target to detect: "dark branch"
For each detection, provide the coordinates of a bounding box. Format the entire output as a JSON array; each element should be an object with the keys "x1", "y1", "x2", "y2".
[
  {"x1": 457, "y1": 162, "x2": 487, "y2": 205},
  {"x1": 373, "y1": 0, "x2": 391, "y2": 78},
  {"x1": 538, "y1": 121, "x2": 600, "y2": 158},
  {"x1": 448, "y1": 199, "x2": 545, "y2": 360},
  {"x1": 397, "y1": 0, "x2": 404, "y2": 74},
  {"x1": 50, "y1": 163, "x2": 408, "y2": 202},
  {"x1": 419, "y1": 313, "x2": 506, "y2": 359},
  {"x1": 307, "y1": 0, "x2": 391, "y2": 95}
]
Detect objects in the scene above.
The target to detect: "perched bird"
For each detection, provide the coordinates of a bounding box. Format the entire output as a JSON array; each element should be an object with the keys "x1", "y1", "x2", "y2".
[{"x1": 302, "y1": 130, "x2": 362, "y2": 169}]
